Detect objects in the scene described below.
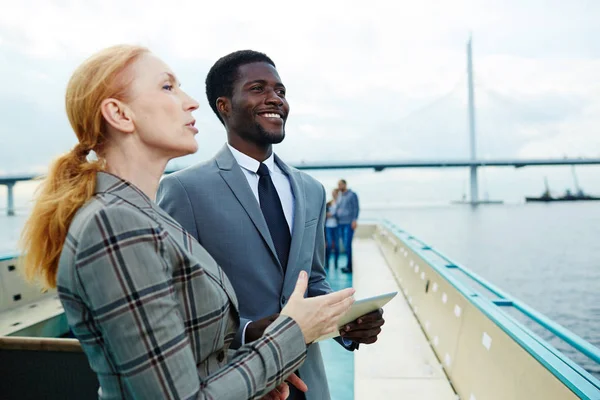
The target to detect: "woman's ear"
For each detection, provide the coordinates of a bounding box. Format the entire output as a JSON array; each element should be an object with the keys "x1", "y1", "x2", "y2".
[{"x1": 101, "y1": 98, "x2": 135, "y2": 133}]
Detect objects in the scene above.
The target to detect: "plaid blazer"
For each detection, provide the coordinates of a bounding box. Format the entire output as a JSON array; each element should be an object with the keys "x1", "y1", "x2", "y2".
[{"x1": 57, "y1": 172, "x2": 307, "y2": 400}]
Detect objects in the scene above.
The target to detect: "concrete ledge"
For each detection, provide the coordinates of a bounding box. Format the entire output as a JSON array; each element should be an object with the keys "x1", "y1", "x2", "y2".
[{"x1": 352, "y1": 238, "x2": 456, "y2": 400}]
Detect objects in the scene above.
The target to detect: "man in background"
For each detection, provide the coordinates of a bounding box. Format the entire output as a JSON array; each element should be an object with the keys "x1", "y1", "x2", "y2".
[{"x1": 336, "y1": 179, "x2": 359, "y2": 273}]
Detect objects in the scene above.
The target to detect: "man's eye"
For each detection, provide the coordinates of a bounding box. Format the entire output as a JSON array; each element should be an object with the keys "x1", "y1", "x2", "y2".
[
  {"x1": 163, "y1": 84, "x2": 174, "y2": 91},
  {"x1": 277, "y1": 89, "x2": 286, "y2": 97},
  {"x1": 251, "y1": 86, "x2": 263, "y2": 92}
]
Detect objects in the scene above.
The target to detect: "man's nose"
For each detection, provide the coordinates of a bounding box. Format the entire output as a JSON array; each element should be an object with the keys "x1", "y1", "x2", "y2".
[{"x1": 265, "y1": 89, "x2": 283, "y2": 106}]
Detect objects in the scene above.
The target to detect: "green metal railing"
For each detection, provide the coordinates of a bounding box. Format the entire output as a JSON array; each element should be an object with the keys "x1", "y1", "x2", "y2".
[{"x1": 383, "y1": 220, "x2": 600, "y2": 399}]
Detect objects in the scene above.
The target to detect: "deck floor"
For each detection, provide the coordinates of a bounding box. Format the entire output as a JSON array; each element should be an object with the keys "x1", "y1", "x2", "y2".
[
  {"x1": 321, "y1": 256, "x2": 355, "y2": 400},
  {"x1": 352, "y1": 238, "x2": 457, "y2": 400}
]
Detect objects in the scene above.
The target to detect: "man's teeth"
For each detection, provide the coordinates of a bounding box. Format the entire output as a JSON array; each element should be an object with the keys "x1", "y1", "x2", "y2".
[{"x1": 262, "y1": 113, "x2": 281, "y2": 118}]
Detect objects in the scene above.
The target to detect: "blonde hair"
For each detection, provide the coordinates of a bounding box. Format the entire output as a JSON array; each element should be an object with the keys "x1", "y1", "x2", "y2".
[{"x1": 20, "y1": 44, "x2": 149, "y2": 288}]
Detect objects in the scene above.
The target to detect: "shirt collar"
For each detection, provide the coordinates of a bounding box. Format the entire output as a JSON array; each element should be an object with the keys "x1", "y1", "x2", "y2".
[{"x1": 227, "y1": 143, "x2": 276, "y2": 175}]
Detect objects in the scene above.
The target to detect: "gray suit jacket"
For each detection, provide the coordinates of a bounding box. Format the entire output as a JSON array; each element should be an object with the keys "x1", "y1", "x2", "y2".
[
  {"x1": 157, "y1": 145, "x2": 350, "y2": 400},
  {"x1": 57, "y1": 172, "x2": 307, "y2": 399}
]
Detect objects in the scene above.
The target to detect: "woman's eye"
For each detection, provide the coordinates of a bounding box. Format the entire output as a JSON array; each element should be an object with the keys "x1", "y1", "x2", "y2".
[{"x1": 163, "y1": 84, "x2": 174, "y2": 91}]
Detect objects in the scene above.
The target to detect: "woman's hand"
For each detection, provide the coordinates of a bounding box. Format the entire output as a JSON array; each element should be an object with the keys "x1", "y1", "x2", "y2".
[
  {"x1": 281, "y1": 271, "x2": 355, "y2": 344},
  {"x1": 260, "y1": 373, "x2": 307, "y2": 400}
]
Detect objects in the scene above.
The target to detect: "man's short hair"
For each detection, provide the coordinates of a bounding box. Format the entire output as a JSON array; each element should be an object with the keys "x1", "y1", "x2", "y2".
[
  {"x1": 340, "y1": 179, "x2": 347, "y2": 185},
  {"x1": 205, "y1": 50, "x2": 276, "y2": 124}
]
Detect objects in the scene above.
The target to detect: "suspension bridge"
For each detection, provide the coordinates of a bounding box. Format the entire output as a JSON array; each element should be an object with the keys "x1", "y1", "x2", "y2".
[{"x1": 2, "y1": 37, "x2": 600, "y2": 215}]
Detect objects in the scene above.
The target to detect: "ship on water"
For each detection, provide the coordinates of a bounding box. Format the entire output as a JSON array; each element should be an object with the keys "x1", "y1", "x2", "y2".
[{"x1": 526, "y1": 168, "x2": 600, "y2": 203}]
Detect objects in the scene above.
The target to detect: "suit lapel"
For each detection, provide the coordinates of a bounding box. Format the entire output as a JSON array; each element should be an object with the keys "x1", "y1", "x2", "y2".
[
  {"x1": 215, "y1": 145, "x2": 281, "y2": 269},
  {"x1": 275, "y1": 156, "x2": 306, "y2": 283}
]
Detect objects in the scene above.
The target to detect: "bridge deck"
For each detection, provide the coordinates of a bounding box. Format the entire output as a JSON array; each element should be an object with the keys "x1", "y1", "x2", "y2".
[{"x1": 353, "y1": 238, "x2": 456, "y2": 399}]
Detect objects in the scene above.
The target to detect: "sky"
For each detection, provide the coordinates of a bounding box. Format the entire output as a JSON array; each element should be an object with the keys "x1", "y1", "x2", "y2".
[{"x1": 1, "y1": 0, "x2": 600, "y2": 207}]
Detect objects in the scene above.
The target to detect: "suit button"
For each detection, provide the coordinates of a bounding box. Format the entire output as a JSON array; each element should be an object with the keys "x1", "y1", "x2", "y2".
[
  {"x1": 217, "y1": 351, "x2": 225, "y2": 362},
  {"x1": 281, "y1": 295, "x2": 286, "y2": 305}
]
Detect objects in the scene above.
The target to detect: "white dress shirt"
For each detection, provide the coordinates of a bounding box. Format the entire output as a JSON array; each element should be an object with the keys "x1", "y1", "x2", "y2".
[
  {"x1": 227, "y1": 144, "x2": 295, "y2": 233},
  {"x1": 227, "y1": 144, "x2": 295, "y2": 344}
]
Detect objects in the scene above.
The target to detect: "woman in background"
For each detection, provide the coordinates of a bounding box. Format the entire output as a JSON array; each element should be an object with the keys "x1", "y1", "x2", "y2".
[
  {"x1": 19, "y1": 45, "x2": 354, "y2": 400},
  {"x1": 325, "y1": 188, "x2": 340, "y2": 269}
]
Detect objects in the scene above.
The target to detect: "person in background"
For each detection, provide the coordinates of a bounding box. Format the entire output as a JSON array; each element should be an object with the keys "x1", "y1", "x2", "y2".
[
  {"x1": 325, "y1": 188, "x2": 340, "y2": 269},
  {"x1": 18, "y1": 44, "x2": 355, "y2": 400},
  {"x1": 335, "y1": 179, "x2": 360, "y2": 273}
]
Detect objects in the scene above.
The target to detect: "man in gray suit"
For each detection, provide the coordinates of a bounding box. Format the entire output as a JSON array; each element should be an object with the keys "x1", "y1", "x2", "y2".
[{"x1": 157, "y1": 50, "x2": 384, "y2": 399}]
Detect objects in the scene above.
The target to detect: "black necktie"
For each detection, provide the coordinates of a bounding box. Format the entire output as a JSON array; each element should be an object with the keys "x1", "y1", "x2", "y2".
[{"x1": 257, "y1": 163, "x2": 291, "y2": 271}]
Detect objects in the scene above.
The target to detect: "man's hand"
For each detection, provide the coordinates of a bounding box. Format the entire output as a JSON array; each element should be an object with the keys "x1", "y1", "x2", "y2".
[
  {"x1": 261, "y1": 381, "x2": 289, "y2": 400},
  {"x1": 245, "y1": 313, "x2": 280, "y2": 343},
  {"x1": 339, "y1": 308, "x2": 384, "y2": 344},
  {"x1": 351, "y1": 220, "x2": 357, "y2": 230},
  {"x1": 260, "y1": 373, "x2": 307, "y2": 400}
]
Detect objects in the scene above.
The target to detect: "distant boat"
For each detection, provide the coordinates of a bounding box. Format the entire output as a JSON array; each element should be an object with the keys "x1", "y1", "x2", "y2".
[
  {"x1": 525, "y1": 192, "x2": 600, "y2": 203},
  {"x1": 526, "y1": 171, "x2": 600, "y2": 203}
]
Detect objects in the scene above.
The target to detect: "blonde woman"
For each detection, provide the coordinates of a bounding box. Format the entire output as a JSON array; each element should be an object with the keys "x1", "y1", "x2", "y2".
[{"x1": 20, "y1": 45, "x2": 354, "y2": 400}]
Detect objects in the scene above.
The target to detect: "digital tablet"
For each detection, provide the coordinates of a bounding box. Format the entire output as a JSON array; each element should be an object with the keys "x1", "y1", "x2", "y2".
[{"x1": 314, "y1": 291, "x2": 398, "y2": 342}]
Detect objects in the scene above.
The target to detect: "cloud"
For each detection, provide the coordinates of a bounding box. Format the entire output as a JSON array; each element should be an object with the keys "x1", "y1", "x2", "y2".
[{"x1": 1, "y1": 0, "x2": 600, "y2": 204}]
